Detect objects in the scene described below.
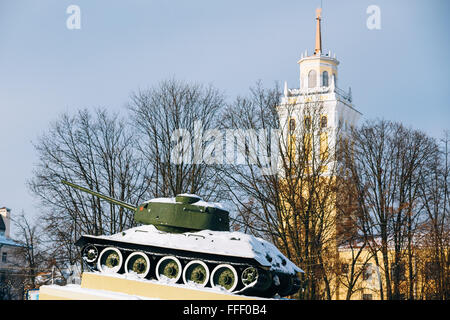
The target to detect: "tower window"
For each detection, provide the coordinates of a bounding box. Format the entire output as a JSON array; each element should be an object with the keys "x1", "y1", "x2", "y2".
[
  {"x1": 321, "y1": 116, "x2": 328, "y2": 129},
  {"x1": 289, "y1": 118, "x2": 296, "y2": 135},
  {"x1": 341, "y1": 263, "x2": 349, "y2": 274},
  {"x1": 322, "y1": 71, "x2": 329, "y2": 87},
  {"x1": 304, "y1": 117, "x2": 311, "y2": 130},
  {"x1": 363, "y1": 263, "x2": 373, "y2": 281},
  {"x1": 320, "y1": 132, "x2": 329, "y2": 161},
  {"x1": 308, "y1": 70, "x2": 317, "y2": 88}
]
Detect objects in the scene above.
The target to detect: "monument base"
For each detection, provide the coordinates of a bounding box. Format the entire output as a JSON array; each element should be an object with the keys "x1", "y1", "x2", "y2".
[{"x1": 38, "y1": 272, "x2": 266, "y2": 300}]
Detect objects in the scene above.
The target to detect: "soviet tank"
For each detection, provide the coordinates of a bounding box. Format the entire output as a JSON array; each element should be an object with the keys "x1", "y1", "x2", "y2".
[{"x1": 62, "y1": 180, "x2": 303, "y2": 298}]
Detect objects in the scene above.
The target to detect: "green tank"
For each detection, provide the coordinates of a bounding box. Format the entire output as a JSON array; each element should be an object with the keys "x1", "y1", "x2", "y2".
[{"x1": 62, "y1": 180, "x2": 302, "y2": 298}]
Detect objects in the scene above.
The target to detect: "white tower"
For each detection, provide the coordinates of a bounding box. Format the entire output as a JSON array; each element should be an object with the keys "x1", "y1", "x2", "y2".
[{"x1": 277, "y1": 8, "x2": 362, "y2": 171}]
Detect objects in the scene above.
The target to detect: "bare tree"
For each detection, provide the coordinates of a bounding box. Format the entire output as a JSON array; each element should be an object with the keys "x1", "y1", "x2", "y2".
[
  {"x1": 11, "y1": 212, "x2": 46, "y2": 290},
  {"x1": 218, "y1": 82, "x2": 343, "y2": 299},
  {"x1": 29, "y1": 108, "x2": 151, "y2": 268},
  {"x1": 417, "y1": 132, "x2": 450, "y2": 300},
  {"x1": 347, "y1": 120, "x2": 437, "y2": 300},
  {"x1": 335, "y1": 166, "x2": 376, "y2": 300},
  {"x1": 127, "y1": 78, "x2": 227, "y2": 200}
]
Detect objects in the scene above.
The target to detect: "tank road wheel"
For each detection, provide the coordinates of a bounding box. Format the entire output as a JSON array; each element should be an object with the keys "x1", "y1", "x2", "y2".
[
  {"x1": 82, "y1": 245, "x2": 98, "y2": 264},
  {"x1": 97, "y1": 247, "x2": 123, "y2": 273},
  {"x1": 241, "y1": 267, "x2": 259, "y2": 287},
  {"x1": 125, "y1": 252, "x2": 150, "y2": 278},
  {"x1": 182, "y1": 260, "x2": 210, "y2": 287},
  {"x1": 156, "y1": 256, "x2": 182, "y2": 283},
  {"x1": 210, "y1": 264, "x2": 238, "y2": 292},
  {"x1": 241, "y1": 267, "x2": 272, "y2": 292}
]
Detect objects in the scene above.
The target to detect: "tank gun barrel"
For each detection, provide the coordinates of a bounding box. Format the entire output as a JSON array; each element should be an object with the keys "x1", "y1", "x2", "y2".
[{"x1": 61, "y1": 180, "x2": 137, "y2": 211}]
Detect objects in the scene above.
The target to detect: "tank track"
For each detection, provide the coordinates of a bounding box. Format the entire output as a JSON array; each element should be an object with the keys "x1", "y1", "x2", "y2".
[{"x1": 76, "y1": 236, "x2": 300, "y2": 298}]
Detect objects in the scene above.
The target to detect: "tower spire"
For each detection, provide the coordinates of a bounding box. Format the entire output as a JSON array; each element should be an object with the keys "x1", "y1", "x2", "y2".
[{"x1": 314, "y1": 8, "x2": 322, "y2": 55}]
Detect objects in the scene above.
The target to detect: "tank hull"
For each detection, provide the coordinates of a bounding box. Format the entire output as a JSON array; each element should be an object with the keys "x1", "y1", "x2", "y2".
[{"x1": 75, "y1": 226, "x2": 302, "y2": 298}]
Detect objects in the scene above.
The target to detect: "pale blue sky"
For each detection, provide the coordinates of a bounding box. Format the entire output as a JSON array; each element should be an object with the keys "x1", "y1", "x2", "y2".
[{"x1": 0, "y1": 0, "x2": 449, "y2": 222}]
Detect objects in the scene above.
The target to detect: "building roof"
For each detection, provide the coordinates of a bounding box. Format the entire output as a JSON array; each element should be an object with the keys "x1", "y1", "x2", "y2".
[
  {"x1": 0, "y1": 235, "x2": 23, "y2": 247},
  {"x1": 0, "y1": 215, "x2": 23, "y2": 247}
]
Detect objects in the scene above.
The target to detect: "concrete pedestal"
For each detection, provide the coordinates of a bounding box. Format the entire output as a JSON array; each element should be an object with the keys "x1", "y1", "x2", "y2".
[{"x1": 39, "y1": 272, "x2": 264, "y2": 300}]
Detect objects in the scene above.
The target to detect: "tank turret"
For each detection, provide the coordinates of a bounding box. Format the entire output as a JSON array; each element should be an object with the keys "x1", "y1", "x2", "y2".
[{"x1": 61, "y1": 180, "x2": 229, "y2": 233}]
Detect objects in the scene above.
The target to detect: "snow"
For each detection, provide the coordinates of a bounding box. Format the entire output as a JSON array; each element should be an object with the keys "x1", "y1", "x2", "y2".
[
  {"x1": 85, "y1": 195, "x2": 302, "y2": 275},
  {"x1": 144, "y1": 197, "x2": 176, "y2": 204},
  {"x1": 191, "y1": 200, "x2": 224, "y2": 209},
  {"x1": 177, "y1": 193, "x2": 201, "y2": 198},
  {"x1": 100, "y1": 265, "x2": 121, "y2": 274},
  {"x1": 143, "y1": 195, "x2": 225, "y2": 209},
  {"x1": 87, "y1": 225, "x2": 303, "y2": 275}
]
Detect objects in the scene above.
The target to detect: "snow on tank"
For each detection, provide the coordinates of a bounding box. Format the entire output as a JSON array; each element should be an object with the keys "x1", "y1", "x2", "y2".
[
  {"x1": 144, "y1": 194, "x2": 226, "y2": 209},
  {"x1": 88, "y1": 224, "x2": 302, "y2": 275}
]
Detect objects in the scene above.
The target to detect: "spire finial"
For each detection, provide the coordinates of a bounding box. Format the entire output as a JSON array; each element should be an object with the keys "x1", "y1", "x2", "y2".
[{"x1": 314, "y1": 8, "x2": 322, "y2": 55}]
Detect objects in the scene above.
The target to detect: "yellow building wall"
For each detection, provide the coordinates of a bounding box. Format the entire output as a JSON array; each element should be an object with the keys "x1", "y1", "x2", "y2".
[{"x1": 334, "y1": 247, "x2": 442, "y2": 300}]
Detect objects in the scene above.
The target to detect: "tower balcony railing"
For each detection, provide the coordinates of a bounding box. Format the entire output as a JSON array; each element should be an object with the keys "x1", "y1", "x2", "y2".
[
  {"x1": 287, "y1": 85, "x2": 352, "y2": 103},
  {"x1": 334, "y1": 86, "x2": 352, "y2": 103}
]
